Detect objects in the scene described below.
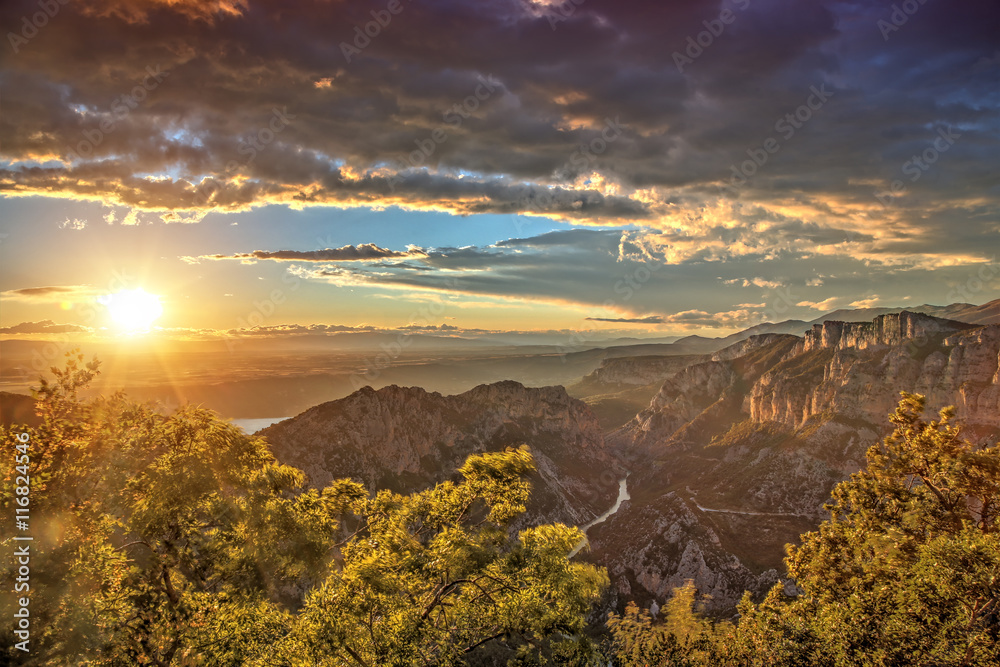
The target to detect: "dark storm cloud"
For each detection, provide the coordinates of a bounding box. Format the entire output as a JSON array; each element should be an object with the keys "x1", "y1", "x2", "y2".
[
  {"x1": 0, "y1": 0, "x2": 997, "y2": 263},
  {"x1": 196, "y1": 244, "x2": 426, "y2": 262}
]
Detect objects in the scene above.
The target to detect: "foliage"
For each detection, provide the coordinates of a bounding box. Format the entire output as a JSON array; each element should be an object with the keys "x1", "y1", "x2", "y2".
[
  {"x1": 731, "y1": 392, "x2": 1000, "y2": 667},
  {"x1": 1, "y1": 352, "x2": 607, "y2": 665},
  {"x1": 272, "y1": 446, "x2": 608, "y2": 666},
  {"x1": 610, "y1": 392, "x2": 1000, "y2": 666},
  {"x1": 606, "y1": 581, "x2": 731, "y2": 666}
]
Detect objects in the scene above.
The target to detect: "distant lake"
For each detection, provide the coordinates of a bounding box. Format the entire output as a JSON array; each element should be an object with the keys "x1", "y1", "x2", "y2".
[{"x1": 231, "y1": 417, "x2": 289, "y2": 434}]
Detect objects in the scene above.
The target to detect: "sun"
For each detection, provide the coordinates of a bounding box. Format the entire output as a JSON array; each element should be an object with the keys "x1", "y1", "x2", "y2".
[{"x1": 101, "y1": 288, "x2": 164, "y2": 332}]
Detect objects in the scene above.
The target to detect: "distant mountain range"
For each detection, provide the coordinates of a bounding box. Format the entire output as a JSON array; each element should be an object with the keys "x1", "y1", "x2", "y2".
[{"x1": 600, "y1": 298, "x2": 1000, "y2": 359}]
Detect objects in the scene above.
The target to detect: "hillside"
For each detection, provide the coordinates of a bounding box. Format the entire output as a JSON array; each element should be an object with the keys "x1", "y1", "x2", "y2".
[
  {"x1": 587, "y1": 312, "x2": 1000, "y2": 611},
  {"x1": 261, "y1": 380, "x2": 625, "y2": 529}
]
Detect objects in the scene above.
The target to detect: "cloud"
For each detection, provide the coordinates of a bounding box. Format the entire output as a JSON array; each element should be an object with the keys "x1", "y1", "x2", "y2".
[
  {"x1": 723, "y1": 277, "x2": 784, "y2": 289},
  {"x1": 849, "y1": 295, "x2": 883, "y2": 309},
  {"x1": 190, "y1": 244, "x2": 428, "y2": 263},
  {"x1": 0, "y1": 320, "x2": 93, "y2": 334},
  {"x1": 224, "y1": 323, "x2": 375, "y2": 336},
  {"x1": 585, "y1": 316, "x2": 665, "y2": 324},
  {"x1": 59, "y1": 218, "x2": 87, "y2": 230},
  {"x1": 79, "y1": 0, "x2": 248, "y2": 23},
  {"x1": 0, "y1": 0, "x2": 992, "y2": 267},
  {"x1": 2, "y1": 0, "x2": 999, "y2": 331},
  {"x1": 1, "y1": 285, "x2": 101, "y2": 303},
  {"x1": 796, "y1": 297, "x2": 842, "y2": 311}
]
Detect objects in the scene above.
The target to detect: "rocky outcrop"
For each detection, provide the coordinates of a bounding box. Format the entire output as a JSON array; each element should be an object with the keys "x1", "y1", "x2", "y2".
[
  {"x1": 261, "y1": 381, "x2": 622, "y2": 528},
  {"x1": 752, "y1": 316, "x2": 1000, "y2": 431},
  {"x1": 585, "y1": 491, "x2": 780, "y2": 615},
  {"x1": 712, "y1": 334, "x2": 801, "y2": 362},
  {"x1": 584, "y1": 355, "x2": 707, "y2": 387},
  {"x1": 627, "y1": 360, "x2": 739, "y2": 449},
  {"x1": 594, "y1": 314, "x2": 1000, "y2": 612},
  {"x1": 797, "y1": 311, "x2": 977, "y2": 353}
]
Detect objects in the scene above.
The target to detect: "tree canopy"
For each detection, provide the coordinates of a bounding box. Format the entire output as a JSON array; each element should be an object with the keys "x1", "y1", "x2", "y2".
[
  {"x1": 608, "y1": 392, "x2": 1000, "y2": 667},
  {"x1": 1, "y1": 353, "x2": 607, "y2": 665}
]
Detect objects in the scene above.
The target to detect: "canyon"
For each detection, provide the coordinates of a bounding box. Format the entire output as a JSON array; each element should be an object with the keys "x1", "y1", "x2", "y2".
[{"x1": 259, "y1": 306, "x2": 1000, "y2": 615}]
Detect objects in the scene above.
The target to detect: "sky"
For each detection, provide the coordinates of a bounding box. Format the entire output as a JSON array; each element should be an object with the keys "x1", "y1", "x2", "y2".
[{"x1": 1, "y1": 0, "x2": 998, "y2": 342}]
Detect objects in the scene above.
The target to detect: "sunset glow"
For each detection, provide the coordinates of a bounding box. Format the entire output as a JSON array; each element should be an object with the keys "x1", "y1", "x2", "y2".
[{"x1": 101, "y1": 289, "x2": 164, "y2": 333}]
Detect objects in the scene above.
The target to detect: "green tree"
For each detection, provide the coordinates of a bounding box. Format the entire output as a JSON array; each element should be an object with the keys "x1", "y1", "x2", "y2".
[
  {"x1": 3, "y1": 353, "x2": 340, "y2": 665},
  {"x1": 270, "y1": 445, "x2": 608, "y2": 666},
  {"x1": 607, "y1": 580, "x2": 729, "y2": 666},
  {"x1": 733, "y1": 392, "x2": 1000, "y2": 666},
  {"x1": 2, "y1": 353, "x2": 607, "y2": 666}
]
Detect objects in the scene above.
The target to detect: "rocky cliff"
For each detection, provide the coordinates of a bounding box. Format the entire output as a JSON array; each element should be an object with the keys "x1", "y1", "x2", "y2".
[
  {"x1": 590, "y1": 313, "x2": 1000, "y2": 612},
  {"x1": 752, "y1": 313, "x2": 999, "y2": 431},
  {"x1": 261, "y1": 380, "x2": 623, "y2": 528},
  {"x1": 583, "y1": 354, "x2": 708, "y2": 387}
]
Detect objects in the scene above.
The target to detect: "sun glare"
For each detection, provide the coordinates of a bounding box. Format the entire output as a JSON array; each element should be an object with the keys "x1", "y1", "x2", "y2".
[{"x1": 101, "y1": 288, "x2": 164, "y2": 332}]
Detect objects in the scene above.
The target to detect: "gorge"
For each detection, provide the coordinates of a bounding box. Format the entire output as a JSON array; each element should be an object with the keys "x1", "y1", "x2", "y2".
[{"x1": 253, "y1": 307, "x2": 1000, "y2": 615}]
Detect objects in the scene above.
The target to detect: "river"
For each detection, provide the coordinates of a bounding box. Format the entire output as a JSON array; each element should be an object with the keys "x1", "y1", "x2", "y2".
[{"x1": 569, "y1": 475, "x2": 629, "y2": 557}]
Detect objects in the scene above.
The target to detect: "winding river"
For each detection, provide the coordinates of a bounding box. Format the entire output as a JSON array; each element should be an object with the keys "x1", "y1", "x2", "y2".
[{"x1": 569, "y1": 475, "x2": 630, "y2": 557}]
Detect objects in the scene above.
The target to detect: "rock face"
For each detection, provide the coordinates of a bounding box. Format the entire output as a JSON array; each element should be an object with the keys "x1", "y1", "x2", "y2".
[
  {"x1": 584, "y1": 355, "x2": 708, "y2": 387},
  {"x1": 591, "y1": 313, "x2": 1000, "y2": 612},
  {"x1": 261, "y1": 380, "x2": 623, "y2": 528},
  {"x1": 751, "y1": 313, "x2": 998, "y2": 431}
]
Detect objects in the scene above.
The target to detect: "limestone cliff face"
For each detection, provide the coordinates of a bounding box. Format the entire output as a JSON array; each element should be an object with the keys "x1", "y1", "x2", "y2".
[
  {"x1": 261, "y1": 380, "x2": 621, "y2": 527},
  {"x1": 628, "y1": 360, "x2": 739, "y2": 446},
  {"x1": 596, "y1": 314, "x2": 1000, "y2": 612},
  {"x1": 585, "y1": 355, "x2": 707, "y2": 387},
  {"x1": 796, "y1": 311, "x2": 976, "y2": 353},
  {"x1": 711, "y1": 333, "x2": 801, "y2": 362},
  {"x1": 751, "y1": 313, "x2": 1000, "y2": 431}
]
